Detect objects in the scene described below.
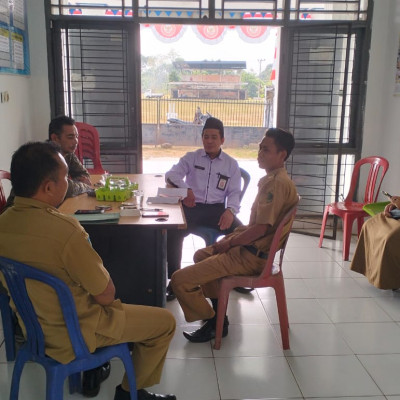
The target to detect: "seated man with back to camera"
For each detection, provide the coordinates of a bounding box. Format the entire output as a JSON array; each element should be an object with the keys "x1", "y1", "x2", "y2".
[
  {"x1": 1, "y1": 115, "x2": 101, "y2": 395},
  {"x1": 165, "y1": 117, "x2": 244, "y2": 301},
  {"x1": 171, "y1": 128, "x2": 297, "y2": 343},
  {"x1": 0, "y1": 141, "x2": 177, "y2": 400},
  {"x1": 4, "y1": 115, "x2": 92, "y2": 210}
]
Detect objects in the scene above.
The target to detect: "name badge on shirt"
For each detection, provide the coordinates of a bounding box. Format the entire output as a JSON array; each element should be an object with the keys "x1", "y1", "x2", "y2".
[
  {"x1": 194, "y1": 165, "x2": 205, "y2": 170},
  {"x1": 217, "y1": 174, "x2": 229, "y2": 191}
]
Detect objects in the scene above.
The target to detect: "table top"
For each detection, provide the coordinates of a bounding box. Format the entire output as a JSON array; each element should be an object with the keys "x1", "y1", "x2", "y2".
[{"x1": 59, "y1": 174, "x2": 186, "y2": 228}]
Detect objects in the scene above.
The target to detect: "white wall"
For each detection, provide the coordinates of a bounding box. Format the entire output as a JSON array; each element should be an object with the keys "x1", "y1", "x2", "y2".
[
  {"x1": 362, "y1": 0, "x2": 400, "y2": 196},
  {"x1": 0, "y1": 0, "x2": 49, "y2": 172}
]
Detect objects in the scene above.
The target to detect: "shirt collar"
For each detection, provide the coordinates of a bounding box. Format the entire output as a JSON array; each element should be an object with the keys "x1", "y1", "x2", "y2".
[
  {"x1": 200, "y1": 148, "x2": 223, "y2": 160},
  {"x1": 13, "y1": 196, "x2": 60, "y2": 213},
  {"x1": 259, "y1": 167, "x2": 287, "y2": 185}
]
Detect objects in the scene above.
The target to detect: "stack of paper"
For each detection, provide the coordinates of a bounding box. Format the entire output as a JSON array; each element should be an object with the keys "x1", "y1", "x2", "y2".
[{"x1": 147, "y1": 188, "x2": 187, "y2": 204}]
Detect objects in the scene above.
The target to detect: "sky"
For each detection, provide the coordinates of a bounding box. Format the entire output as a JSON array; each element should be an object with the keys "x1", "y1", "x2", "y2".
[{"x1": 140, "y1": 24, "x2": 278, "y2": 73}]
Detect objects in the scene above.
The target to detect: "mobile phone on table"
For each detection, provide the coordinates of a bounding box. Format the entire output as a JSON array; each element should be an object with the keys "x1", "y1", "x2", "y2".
[{"x1": 75, "y1": 209, "x2": 104, "y2": 215}]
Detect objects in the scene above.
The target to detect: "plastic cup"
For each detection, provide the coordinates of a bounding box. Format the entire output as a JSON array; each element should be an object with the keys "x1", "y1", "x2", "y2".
[{"x1": 133, "y1": 190, "x2": 144, "y2": 208}]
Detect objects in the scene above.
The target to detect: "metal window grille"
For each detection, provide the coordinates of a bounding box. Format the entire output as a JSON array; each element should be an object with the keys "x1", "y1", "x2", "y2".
[
  {"x1": 58, "y1": 26, "x2": 140, "y2": 173},
  {"x1": 49, "y1": 0, "x2": 368, "y2": 22},
  {"x1": 282, "y1": 25, "x2": 364, "y2": 237}
]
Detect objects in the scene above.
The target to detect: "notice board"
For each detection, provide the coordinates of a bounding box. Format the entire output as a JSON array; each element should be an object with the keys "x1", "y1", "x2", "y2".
[{"x1": 0, "y1": 0, "x2": 29, "y2": 75}]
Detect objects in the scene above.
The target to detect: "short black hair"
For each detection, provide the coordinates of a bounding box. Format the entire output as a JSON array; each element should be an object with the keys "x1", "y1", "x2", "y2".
[
  {"x1": 202, "y1": 117, "x2": 224, "y2": 139},
  {"x1": 265, "y1": 128, "x2": 295, "y2": 161},
  {"x1": 48, "y1": 115, "x2": 75, "y2": 140},
  {"x1": 11, "y1": 142, "x2": 63, "y2": 197}
]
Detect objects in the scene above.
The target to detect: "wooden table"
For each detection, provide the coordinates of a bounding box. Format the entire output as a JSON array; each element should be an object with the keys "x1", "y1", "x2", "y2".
[{"x1": 59, "y1": 174, "x2": 186, "y2": 307}]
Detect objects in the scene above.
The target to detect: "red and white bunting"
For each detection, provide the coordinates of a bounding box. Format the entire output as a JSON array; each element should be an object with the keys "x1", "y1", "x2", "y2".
[
  {"x1": 152, "y1": 24, "x2": 186, "y2": 43},
  {"x1": 193, "y1": 25, "x2": 226, "y2": 44}
]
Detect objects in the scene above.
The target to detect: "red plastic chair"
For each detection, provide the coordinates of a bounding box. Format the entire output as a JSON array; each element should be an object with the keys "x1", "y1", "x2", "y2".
[
  {"x1": 213, "y1": 197, "x2": 300, "y2": 350},
  {"x1": 319, "y1": 156, "x2": 389, "y2": 261},
  {"x1": 0, "y1": 170, "x2": 11, "y2": 212},
  {"x1": 74, "y1": 122, "x2": 106, "y2": 174}
]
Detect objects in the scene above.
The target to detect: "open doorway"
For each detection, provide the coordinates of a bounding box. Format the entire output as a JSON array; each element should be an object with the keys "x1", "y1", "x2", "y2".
[{"x1": 140, "y1": 23, "x2": 277, "y2": 222}]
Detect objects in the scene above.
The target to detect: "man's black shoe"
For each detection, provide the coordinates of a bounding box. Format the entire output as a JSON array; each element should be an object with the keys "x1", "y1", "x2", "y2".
[
  {"x1": 82, "y1": 361, "x2": 111, "y2": 397},
  {"x1": 183, "y1": 317, "x2": 229, "y2": 343},
  {"x1": 166, "y1": 284, "x2": 176, "y2": 302},
  {"x1": 234, "y1": 287, "x2": 254, "y2": 294},
  {"x1": 114, "y1": 385, "x2": 177, "y2": 400}
]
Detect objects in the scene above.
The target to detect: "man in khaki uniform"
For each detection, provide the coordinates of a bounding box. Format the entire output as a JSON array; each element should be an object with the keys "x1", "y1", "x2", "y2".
[
  {"x1": 3, "y1": 115, "x2": 92, "y2": 211},
  {"x1": 171, "y1": 128, "x2": 298, "y2": 343},
  {"x1": 0, "y1": 142, "x2": 177, "y2": 400},
  {"x1": 48, "y1": 115, "x2": 92, "y2": 198}
]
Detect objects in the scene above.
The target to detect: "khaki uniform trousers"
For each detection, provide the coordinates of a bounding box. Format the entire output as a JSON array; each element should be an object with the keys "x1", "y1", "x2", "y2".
[
  {"x1": 95, "y1": 304, "x2": 176, "y2": 391},
  {"x1": 171, "y1": 245, "x2": 265, "y2": 322}
]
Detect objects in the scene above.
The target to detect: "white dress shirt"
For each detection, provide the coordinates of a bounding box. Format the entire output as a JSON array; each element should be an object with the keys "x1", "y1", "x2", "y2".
[{"x1": 165, "y1": 149, "x2": 241, "y2": 213}]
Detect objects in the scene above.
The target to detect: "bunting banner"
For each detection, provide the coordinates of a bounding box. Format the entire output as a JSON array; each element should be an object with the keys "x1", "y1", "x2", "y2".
[
  {"x1": 146, "y1": 24, "x2": 272, "y2": 44},
  {"x1": 151, "y1": 24, "x2": 186, "y2": 42},
  {"x1": 193, "y1": 25, "x2": 226, "y2": 44},
  {"x1": 237, "y1": 26, "x2": 271, "y2": 43}
]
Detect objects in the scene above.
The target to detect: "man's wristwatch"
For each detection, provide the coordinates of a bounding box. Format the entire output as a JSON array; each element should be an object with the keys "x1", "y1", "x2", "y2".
[{"x1": 227, "y1": 207, "x2": 237, "y2": 216}]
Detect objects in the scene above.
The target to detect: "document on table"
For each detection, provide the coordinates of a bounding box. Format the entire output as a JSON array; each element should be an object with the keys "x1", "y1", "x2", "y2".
[{"x1": 147, "y1": 187, "x2": 188, "y2": 204}]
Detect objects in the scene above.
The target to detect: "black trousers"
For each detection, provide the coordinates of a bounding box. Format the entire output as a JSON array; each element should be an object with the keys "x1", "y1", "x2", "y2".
[{"x1": 167, "y1": 203, "x2": 242, "y2": 278}]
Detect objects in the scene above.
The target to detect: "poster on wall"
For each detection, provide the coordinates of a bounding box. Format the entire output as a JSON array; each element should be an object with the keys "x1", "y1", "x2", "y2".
[{"x1": 0, "y1": 0, "x2": 29, "y2": 75}]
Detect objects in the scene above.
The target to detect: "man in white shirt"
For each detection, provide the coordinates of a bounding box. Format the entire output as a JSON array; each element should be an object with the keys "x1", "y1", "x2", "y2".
[{"x1": 165, "y1": 117, "x2": 242, "y2": 301}]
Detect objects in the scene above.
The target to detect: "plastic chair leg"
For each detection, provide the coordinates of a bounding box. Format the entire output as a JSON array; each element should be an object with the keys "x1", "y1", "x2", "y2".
[
  {"x1": 120, "y1": 349, "x2": 138, "y2": 400},
  {"x1": 46, "y1": 368, "x2": 65, "y2": 400},
  {"x1": 214, "y1": 287, "x2": 230, "y2": 350},
  {"x1": 10, "y1": 349, "x2": 30, "y2": 400},
  {"x1": 318, "y1": 206, "x2": 330, "y2": 247},
  {"x1": 274, "y1": 277, "x2": 290, "y2": 350},
  {"x1": 342, "y1": 214, "x2": 357, "y2": 261},
  {"x1": 0, "y1": 293, "x2": 16, "y2": 361}
]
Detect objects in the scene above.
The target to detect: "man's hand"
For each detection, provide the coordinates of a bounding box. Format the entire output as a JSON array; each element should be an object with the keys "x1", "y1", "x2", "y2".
[
  {"x1": 183, "y1": 188, "x2": 196, "y2": 207},
  {"x1": 384, "y1": 202, "x2": 396, "y2": 218},
  {"x1": 218, "y1": 209, "x2": 234, "y2": 231},
  {"x1": 212, "y1": 237, "x2": 231, "y2": 254},
  {"x1": 93, "y1": 278, "x2": 116, "y2": 306},
  {"x1": 77, "y1": 175, "x2": 92, "y2": 186}
]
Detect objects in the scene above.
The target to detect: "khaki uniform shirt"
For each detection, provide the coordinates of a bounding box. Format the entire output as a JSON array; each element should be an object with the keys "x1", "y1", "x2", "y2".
[
  {"x1": 233, "y1": 167, "x2": 298, "y2": 252},
  {"x1": 0, "y1": 197, "x2": 125, "y2": 364}
]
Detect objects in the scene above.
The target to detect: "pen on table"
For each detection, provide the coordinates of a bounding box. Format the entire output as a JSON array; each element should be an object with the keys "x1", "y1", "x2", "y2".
[{"x1": 141, "y1": 208, "x2": 163, "y2": 211}]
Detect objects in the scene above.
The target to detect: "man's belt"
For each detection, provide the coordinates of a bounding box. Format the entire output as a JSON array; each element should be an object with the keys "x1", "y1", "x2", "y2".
[{"x1": 243, "y1": 245, "x2": 269, "y2": 259}]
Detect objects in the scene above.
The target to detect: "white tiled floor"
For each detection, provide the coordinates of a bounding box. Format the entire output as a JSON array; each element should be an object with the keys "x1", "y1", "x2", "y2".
[{"x1": 2, "y1": 232, "x2": 400, "y2": 400}]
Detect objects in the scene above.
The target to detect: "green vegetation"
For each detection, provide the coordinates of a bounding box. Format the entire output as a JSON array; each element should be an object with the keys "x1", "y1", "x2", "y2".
[{"x1": 142, "y1": 53, "x2": 273, "y2": 99}]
